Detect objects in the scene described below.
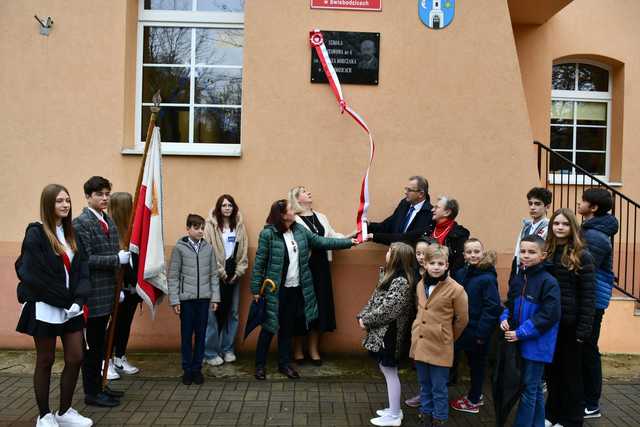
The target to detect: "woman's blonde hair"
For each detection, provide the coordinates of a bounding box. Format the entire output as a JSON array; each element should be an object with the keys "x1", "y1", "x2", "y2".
[
  {"x1": 545, "y1": 208, "x2": 585, "y2": 271},
  {"x1": 109, "y1": 192, "x2": 133, "y2": 249},
  {"x1": 287, "y1": 186, "x2": 307, "y2": 214},
  {"x1": 380, "y1": 242, "x2": 416, "y2": 287},
  {"x1": 40, "y1": 184, "x2": 77, "y2": 255}
]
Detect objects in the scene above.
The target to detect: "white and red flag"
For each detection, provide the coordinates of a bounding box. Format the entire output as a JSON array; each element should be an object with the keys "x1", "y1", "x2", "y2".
[
  {"x1": 129, "y1": 126, "x2": 168, "y2": 316},
  {"x1": 310, "y1": 29, "x2": 375, "y2": 242}
]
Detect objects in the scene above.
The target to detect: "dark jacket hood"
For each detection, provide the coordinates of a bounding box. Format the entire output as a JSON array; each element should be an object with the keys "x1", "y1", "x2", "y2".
[{"x1": 582, "y1": 214, "x2": 619, "y2": 237}]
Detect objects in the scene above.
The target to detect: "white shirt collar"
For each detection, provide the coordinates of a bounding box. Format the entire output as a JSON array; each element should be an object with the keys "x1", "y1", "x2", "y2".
[
  {"x1": 88, "y1": 207, "x2": 106, "y2": 222},
  {"x1": 411, "y1": 199, "x2": 426, "y2": 211}
]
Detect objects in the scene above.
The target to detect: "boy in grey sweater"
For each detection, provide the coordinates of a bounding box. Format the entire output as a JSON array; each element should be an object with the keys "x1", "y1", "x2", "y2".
[{"x1": 168, "y1": 214, "x2": 220, "y2": 385}]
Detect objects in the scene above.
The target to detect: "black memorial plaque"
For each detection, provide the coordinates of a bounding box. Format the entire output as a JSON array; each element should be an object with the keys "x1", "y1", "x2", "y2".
[{"x1": 311, "y1": 30, "x2": 380, "y2": 85}]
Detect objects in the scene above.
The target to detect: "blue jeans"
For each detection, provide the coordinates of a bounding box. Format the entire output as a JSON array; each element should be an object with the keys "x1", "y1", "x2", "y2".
[
  {"x1": 179, "y1": 299, "x2": 210, "y2": 373},
  {"x1": 416, "y1": 362, "x2": 450, "y2": 421},
  {"x1": 514, "y1": 359, "x2": 545, "y2": 427},
  {"x1": 204, "y1": 282, "x2": 240, "y2": 359}
]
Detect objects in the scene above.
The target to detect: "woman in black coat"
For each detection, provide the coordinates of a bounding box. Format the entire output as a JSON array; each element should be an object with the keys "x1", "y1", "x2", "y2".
[
  {"x1": 16, "y1": 184, "x2": 93, "y2": 426},
  {"x1": 427, "y1": 196, "x2": 470, "y2": 273},
  {"x1": 545, "y1": 208, "x2": 595, "y2": 427}
]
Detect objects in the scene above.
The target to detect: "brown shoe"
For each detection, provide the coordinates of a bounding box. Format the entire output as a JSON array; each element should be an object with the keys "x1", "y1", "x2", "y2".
[
  {"x1": 254, "y1": 366, "x2": 266, "y2": 380},
  {"x1": 278, "y1": 365, "x2": 300, "y2": 379}
]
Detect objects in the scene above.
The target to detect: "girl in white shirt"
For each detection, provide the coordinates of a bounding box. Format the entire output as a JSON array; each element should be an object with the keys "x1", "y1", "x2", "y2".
[{"x1": 16, "y1": 184, "x2": 93, "y2": 427}]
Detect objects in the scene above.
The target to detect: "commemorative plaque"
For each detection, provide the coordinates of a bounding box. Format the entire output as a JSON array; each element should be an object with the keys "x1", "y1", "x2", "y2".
[{"x1": 310, "y1": 30, "x2": 380, "y2": 85}]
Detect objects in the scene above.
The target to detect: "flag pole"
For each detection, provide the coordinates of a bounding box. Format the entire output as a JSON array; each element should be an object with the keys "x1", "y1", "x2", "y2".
[{"x1": 101, "y1": 92, "x2": 162, "y2": 387}]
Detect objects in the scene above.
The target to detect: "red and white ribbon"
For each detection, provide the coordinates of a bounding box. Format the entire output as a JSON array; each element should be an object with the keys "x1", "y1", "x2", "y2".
[{"x1": 310, "y1": 29, "x2": 375, "y2": 242}]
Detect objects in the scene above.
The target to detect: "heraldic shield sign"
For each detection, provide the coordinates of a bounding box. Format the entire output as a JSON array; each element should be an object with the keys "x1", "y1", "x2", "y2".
[{"x1": 419, "y1": 0, "x2": 455, "y2": 29}]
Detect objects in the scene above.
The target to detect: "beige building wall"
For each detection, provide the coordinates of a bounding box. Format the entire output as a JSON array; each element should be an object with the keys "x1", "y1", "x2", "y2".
[{"x1": 1, "y1": 0, "x2": 636, "y2": 353}]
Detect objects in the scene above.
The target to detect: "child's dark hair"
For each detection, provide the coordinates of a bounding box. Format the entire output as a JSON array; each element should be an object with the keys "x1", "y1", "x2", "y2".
[
  {"x1": 520, "y1": 234, "x2": 545, "y2": 251},
  {"x1": 186, "y1": 213, "x2": 205, "y2": 228},
  {"x1": 526, "y1": 187, "x2": 552, "y2": 206},
  {"x1": 83, "y1": 176, "x2": 112, "y2": 196},
  {"x1": 582, "y1": 188, "x2": 613, "y2": 216}
]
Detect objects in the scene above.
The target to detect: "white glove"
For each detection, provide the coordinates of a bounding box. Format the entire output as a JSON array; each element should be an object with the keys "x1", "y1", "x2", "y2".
[
  {"x1": 65, "y1": 303, "x2": 82, "y2": 318},
  {"x1": 119, "y1": 291, "x2": 125, "y2": 303},
  {"x1": 118, "y1": 250, "x2": 130, "y2": 265}
]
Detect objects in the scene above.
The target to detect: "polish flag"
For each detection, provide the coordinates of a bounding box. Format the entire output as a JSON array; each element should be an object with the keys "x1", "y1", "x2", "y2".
[{"x1": 129, "y1": 127, "x2": 168, "y2": 316}]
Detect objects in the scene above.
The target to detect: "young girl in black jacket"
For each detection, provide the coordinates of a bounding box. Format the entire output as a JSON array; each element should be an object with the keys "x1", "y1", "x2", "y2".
[
  {"x1": 545, "y1": 208, "x2": 595, "y2": 427},
  {"x1": 16, "y1": 184, "x2": 93, "y2": 427}
]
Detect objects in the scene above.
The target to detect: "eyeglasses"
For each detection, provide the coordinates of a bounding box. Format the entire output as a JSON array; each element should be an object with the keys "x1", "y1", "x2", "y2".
[
  {"x1": 404, "y1": 187, "x2": 421, "y2": 193},
  {"x1": 291, "y1": 240, "x2": 297, "y2": 253}
]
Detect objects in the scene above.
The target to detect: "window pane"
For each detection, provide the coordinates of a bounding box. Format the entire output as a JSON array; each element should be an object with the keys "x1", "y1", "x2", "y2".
[
  {"x1": 197, "y1": 0, "x2": 244, "y2": 11},
  {"x1": 143, "y1": 27, "x2": 191, "y2": 65},
  {"x1": 578, "y1": 63, "x2": 609, "y2": 92},
  {"x1": 195, "y1": 68, "x2": 242, "y2": 105},
  {"x1": 550, "y1": 126, "x2": 573, "y2": 150},
  {"x1": 144, "y1": 0, "x2": 192, "y2": 10},
  {"x1": 195, "y1": 29, "x2": 243, "y2": 66},
  {"x1": 576, "y1": 152, "x2": 606, "y2": 175},
  {"x1": 552, "y1": 63, "x2": 576, "y2": 90},
  {"x1": 551, "y1": 100, "x2": 573, "y2": 124},
  {"x1": 141, "y1": 106, "x2": 189, "y2": 143},
  {"x1": 143, "y1": 67, "x2": 190, "y2": 104},
  {"x1": 576, "y1": 102, "x2": 607, "y2": 126},
  {"x1": 194, "y1": 107, "x2": 240, "y2": 144},
  {"x1": 550, "y1": 152, "x2": 573, "y2": 174},
  {"x1": 576, "y1": 127, "x2": 606, "y2": 151}
]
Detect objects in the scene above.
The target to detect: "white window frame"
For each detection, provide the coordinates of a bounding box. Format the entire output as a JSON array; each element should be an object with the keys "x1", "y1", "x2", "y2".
[
  {"x1": 550, "y1": 59, "x2": 612, "y2": 184},
  {"x1": 125, "y1": 1, "x2": 244, "y2": 157}
]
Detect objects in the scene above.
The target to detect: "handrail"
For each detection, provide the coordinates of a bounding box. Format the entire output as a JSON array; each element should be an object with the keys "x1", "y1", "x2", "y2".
[
  {"x1": 534, "y1": 141, "x2": 639, "y2": 302},
  {"x1": 534, "y1": 141, "x2": 640, "y2": 207}
]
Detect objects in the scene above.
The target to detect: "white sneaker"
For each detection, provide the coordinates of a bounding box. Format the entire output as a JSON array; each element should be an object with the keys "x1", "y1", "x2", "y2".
[
  {"x1": 37, "y1": 413, "x2": 59, "y2": 427},
  {"x1": 544, "y1": 420, "x2": 553, "y2": 427},
  {"x1": 375, "y1": 409, "x2": 403, "y2": 419},
  {"x1": 223, "y1": 352, "x2": 237, "y2": 363},
  {"x1": 101, "y1": 360, "x2": 120, "y2": 380},
  {"x1": 113, "y1": 355, "x2": 139, "y2": 375},
  {"x1": 370, "y1": 413, "x2": 402, "y2": 426},
  {"x1": 55, "y1": 407, "x2": 93, "y2": 427},
  {"x1": 205, "y1": 356, "x2": 224, "y2": 366}
]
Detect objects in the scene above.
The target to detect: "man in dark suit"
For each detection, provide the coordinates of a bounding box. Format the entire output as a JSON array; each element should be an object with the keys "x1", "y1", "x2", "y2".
[
  {"x1": 73, "y1": 176, "x2": 128, "y2": 407},
  {"x1": 367, "y1": 175, "x2": 433, "y2": 245}
]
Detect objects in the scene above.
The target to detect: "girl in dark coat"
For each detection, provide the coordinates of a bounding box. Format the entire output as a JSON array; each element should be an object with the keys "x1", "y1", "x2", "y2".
[
  {"x1": 16, "y1": 184, "x2": 93, "y2": 427},
  {"x1": 450, "y1": 238, "x2": 501, "y2": 414},
  {"x1": 545, "y1": 208, "x2": 596, "y2": 427}
]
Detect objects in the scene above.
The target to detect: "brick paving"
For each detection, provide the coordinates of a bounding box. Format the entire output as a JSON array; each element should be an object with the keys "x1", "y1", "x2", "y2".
[{"x1": 1, "y1": 373, "x2": 639, "y2": 426}]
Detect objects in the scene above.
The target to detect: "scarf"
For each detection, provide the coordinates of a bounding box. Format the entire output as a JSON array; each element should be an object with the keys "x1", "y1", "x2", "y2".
[{"x1": 432, "y1": 218, "x2": 455, "y2": 245}]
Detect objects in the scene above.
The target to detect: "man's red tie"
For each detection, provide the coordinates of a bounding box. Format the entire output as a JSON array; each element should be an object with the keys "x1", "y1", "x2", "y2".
[{"x1": 99, "y1": 220, "x2": 109, "y2": 236}]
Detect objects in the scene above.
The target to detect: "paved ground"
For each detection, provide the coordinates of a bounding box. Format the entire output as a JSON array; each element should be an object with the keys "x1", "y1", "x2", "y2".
[{"x1": 2, "y1": 374, "x2": 640, "y2": 426}]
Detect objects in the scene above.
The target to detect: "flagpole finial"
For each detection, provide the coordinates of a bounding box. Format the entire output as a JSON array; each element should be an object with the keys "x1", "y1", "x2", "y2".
[{"x1": 151, "y1": 91, "x2": 162, "y2": 113}]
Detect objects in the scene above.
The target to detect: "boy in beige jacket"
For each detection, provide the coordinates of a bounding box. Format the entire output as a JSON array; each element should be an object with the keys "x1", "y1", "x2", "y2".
[{"x1": 410, "y1": 244, "x2": 468, "y2": 426}]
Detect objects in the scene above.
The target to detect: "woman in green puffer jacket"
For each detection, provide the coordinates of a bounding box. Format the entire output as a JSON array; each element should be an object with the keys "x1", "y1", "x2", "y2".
[{"x1": 252, "y1": 199, "x2": 358, "y2": 380}]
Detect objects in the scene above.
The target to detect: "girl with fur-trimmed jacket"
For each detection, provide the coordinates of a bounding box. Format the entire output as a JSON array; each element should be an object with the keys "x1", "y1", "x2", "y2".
[{"x1": 357, "y1": 243, "x2": 416, "y2": 426}]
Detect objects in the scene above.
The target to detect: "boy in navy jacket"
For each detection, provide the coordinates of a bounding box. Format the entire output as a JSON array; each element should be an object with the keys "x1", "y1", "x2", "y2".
[
  {"x1": 500, "y1": 235, "x2": 560, "y2": 426},
  {"x1": 578, "y1": 188, "x2": 619, "y2": 418}
]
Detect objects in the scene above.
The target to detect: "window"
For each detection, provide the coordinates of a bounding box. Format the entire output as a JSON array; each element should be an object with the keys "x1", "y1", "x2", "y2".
[
  {"x1": 550, "y1": 61, "x2": 611, "y2": 179},
  {"x1": 134, "y1": 0, "x2": 244, "y2": 156}
]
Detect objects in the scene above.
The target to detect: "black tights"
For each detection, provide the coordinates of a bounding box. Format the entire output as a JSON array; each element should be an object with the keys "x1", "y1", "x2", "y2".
[{"x1": 33, "y1": 331, "x2": 84, "y2": 417}]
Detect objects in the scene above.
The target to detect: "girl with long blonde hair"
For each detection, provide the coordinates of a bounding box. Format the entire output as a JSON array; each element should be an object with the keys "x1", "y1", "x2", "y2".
[
  {"x1": 16, "y1": 184, "x2": 93, "y2": 427},
  {"x1": 108, "y1": 192, "x2": 141, "y2": 377},
  {"x1": 357, "y1": 242, "x2": 416, "y2": 426},
  {"x1": 544, "y1": 208, "x2": 596, "y2": 427}
]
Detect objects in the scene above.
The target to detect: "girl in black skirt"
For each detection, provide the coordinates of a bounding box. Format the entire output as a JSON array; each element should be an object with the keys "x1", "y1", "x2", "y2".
[
  {"x1": 16, "y1": 184, "x2": 93, "y2": 427},
  {"x1": 357, "y1": 242, "x2": 416, "y2": 426}
]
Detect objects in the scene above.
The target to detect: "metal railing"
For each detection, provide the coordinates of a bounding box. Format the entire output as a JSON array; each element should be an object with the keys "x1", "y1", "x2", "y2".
[{"x1": 535, "y1": 141, "x2": 639, "y2": 302}]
